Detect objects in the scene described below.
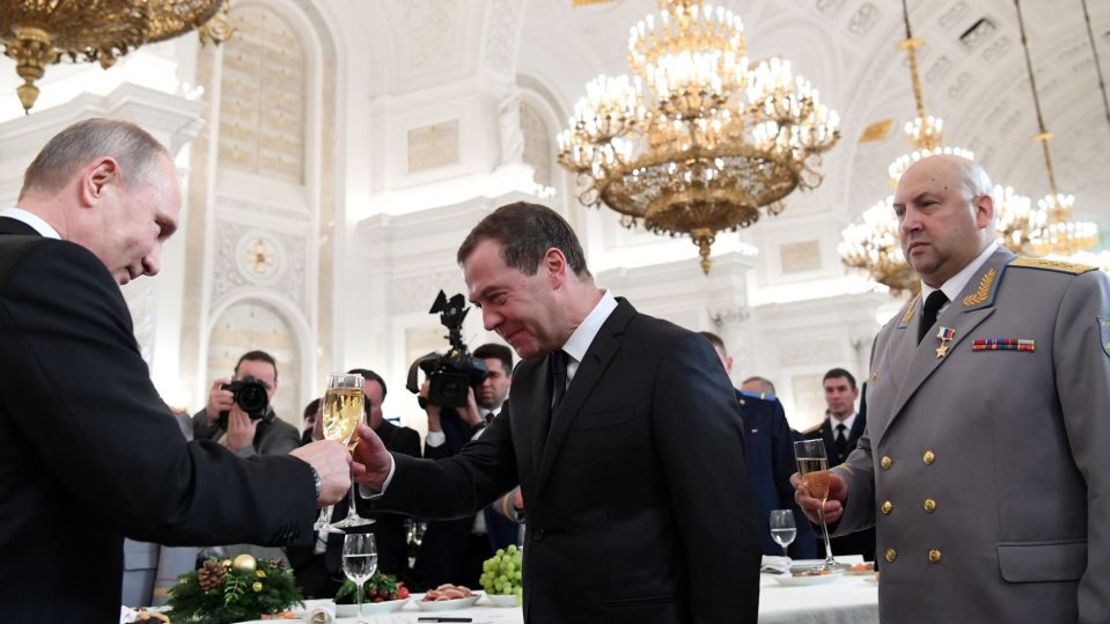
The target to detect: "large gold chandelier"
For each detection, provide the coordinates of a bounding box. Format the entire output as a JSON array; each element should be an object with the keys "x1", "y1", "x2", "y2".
[
  {"x1": 557, "y1": 0, "x2": 840, "y2": 274},
  {"x1": 0, "y1": 0, "x2": 231, "y2": 113}
]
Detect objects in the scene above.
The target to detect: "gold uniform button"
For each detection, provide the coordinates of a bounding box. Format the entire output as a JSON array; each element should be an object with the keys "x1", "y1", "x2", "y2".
[
  {"x1": 923, "y1": 450, "x2": 936, "y2": 465},
  {"x1": 924, "y1": 498, "x2": 937, "y2": 513},
  {"x1": 881, "y1": 455, "x2": 894, "y2": 470},
  {"x1": 881, "y1": 500, "x2": 893, "y2": 515},
  {"x1": 885, "y1": 547, "x2": 897, "y2": 563},
  {"x1": 929, "y1": 548, "x2": 942, "y2": 563}
]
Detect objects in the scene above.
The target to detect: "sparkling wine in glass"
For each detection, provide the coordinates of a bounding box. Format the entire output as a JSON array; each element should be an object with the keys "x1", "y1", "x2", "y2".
[
  {"x1": 342, "y1": 533, "x2": 378, "y2": 623},
  {"x1": 314, "y1": 373, "x2": 373, "y2": 533},
  {"x1": 769, "y1": 509, "x2": 797, "y2": 560},
  {"x1": 794, "y1": 439, "x2": 844, "y2": 570}
]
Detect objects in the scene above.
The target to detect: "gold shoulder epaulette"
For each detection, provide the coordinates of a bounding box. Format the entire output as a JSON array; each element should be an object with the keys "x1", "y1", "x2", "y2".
[{"x1": 1009, "y1": 257, "x2": 1097, "y2": 275}]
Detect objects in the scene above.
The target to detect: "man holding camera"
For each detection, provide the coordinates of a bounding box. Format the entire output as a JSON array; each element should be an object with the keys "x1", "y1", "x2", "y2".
[{"x1": 193, "y1": 350, "x2": 300, "y2": 457}]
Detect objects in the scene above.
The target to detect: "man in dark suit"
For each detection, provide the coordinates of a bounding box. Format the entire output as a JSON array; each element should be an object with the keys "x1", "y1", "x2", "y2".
[
  {"x1": 802, "y1": 368, "x2": 875, "y2": 562},
  {"x1": 700, "y1": 332, "x2": 817, "y2": 559},
  {"x1": 351, "y1": 202, "x2": 761, "y2": 623},
  {"x1": 0, "y1": 118, "x2": 351, "y2": 620},
  {"x1": 289, "y1": 369, "x2": 421, "y2": 597},
  {"x1": 413, "y1": 343, "x2": 519, "y2": 589}
]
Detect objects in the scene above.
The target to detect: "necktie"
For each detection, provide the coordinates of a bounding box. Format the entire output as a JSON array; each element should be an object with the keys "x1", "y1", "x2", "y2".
[
  {"x1": 918, "y1": 290, "x2": 949, "y2": 344},
  {"x1": 550, "y1": 350, "x2": 568, "y2": 415},
  {"x1": 834, "y1": 423, "x2": 848, "y2": 460}
]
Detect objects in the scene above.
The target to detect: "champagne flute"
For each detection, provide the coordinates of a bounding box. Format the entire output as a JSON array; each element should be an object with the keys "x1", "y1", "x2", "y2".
[
  {"x1": 769, "y1": 509, "x2": 796, "y2": 561},
  {"x1": 342, "y1": 533, "x2": 378, "y2": 624},
  {"x1": 794, "y1": 439, "x2": 844, "y2": 570},
  {"x1": 314, "y1": 373, "x2": 373, "y2": 533}
]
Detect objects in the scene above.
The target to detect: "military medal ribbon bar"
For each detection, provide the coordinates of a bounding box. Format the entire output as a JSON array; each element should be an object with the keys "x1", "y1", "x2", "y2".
[{"x1": 971, "y1": 338, "x2": 1035, "y2": 352}]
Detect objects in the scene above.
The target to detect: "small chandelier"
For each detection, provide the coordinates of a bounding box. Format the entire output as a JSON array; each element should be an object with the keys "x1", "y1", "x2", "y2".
[
  {"x1": 557, "y1": 0, "x2": 840, "y2": 274},
  {"x1": 837, "y1": 197, "x2": 915, "y2": 295},
  {"x1": 1014, "y1": 0, "x2": 1100, "y2": 257},
  {"x1": 0, "y1": 0, "x2": 232, "y2": 113}
]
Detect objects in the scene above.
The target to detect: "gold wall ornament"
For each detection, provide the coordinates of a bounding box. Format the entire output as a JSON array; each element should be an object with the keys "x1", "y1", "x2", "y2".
[
  {"x1": 557, "y1": 0, "x2": 841, "y2": 274},
  {"x1": 0, "y1": 0, "x2": 231, "y2": 113}
]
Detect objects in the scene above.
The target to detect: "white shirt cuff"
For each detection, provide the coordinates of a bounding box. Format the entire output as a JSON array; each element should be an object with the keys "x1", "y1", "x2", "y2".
[
  {"x1": 358, "y1": 454, "x2": 396, "y2": 499},
  {"x1": 426, "y1": 430, "x2": 446, "y2": 447}
]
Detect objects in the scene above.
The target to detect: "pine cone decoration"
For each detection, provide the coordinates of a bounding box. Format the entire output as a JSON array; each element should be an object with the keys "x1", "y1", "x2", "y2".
[
  {"x1": 197, "y1": 560, "x2": 227, "y2": 591},
  {"x1": 268, "y1": 558, "x2": 286, "y2": 571}
]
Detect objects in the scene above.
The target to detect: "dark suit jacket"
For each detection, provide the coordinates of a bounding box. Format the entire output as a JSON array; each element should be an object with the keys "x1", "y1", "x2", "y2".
[
  {"x1": 0, "y1": 219, "x2": 315, "y2": 620},
  {"x1": 736, "y1": 390, "x2": 817, "y2": 558},
  {"x1": 379, "y1": 299, "x2": 761, "y2": 623},
  {"x1": 287, "y1": 418, "x2": 421, "y2": 595},
  {"x1": 804, "y1": 412, "x2": 875, "y2": 561},
  {"x1": 192, "y1": 408, "x2": 301, "y2": 458}
]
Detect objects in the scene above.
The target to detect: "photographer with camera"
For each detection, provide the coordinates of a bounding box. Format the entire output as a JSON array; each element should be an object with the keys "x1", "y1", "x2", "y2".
[{"x1": 193, "y1": 350, "x2": 300, "y2": 457}]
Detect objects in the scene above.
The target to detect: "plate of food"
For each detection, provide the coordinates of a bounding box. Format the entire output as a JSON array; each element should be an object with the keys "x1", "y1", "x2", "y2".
[
  {"x1": 415, "y1": 584, "x2": 481, "y2": 611},
  {"x1": 485, "y1": 593, "x2": 520, "y2": 607},
  {"x1": 336, "y1": 598, "x2": 409, "y2": 616},
  {"x1": 845, "y1": 562, "x2": 876, "y2": 576},
  {"x1": 335, "y1": 571, "x2": 411, "y2": 615},
  {"x1": 771, "y1": 567, "x2": 845, "y2": 587}
]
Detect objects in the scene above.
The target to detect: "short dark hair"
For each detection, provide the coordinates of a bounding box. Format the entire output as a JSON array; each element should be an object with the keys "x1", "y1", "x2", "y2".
[
  {"x1": 823, "y1": 368, "x2": 857, "y2": 390},
  {"x1": 742, "y1": 376, "x2": 777, "y2": 395},
  {"x1": 236, "y1": 350, "x2": 278, "y2": 382},
  {"x1": 20, "y1": 117, "x2": 169, "y2": 200},
  {"x1": 302, "y1": 398, "x2": 320, "y2": 421},
  {"x1": 348, "y1": 368, "x2": 387, "y2": 399},
  {"x1": 698, "y1": 331, "x2": 726, "y2": 354},
  {"x1": 456, "y1": 201, "x2": 590, "y2": 278},
  {"x1": 474, "y1": 343, "x2": 513, "y2": 374}
]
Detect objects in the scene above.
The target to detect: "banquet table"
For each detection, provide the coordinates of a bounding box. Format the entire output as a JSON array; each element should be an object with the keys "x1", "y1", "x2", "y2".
[{"x1": 236, "y1": 573, "x2": 878, "y2": 624}]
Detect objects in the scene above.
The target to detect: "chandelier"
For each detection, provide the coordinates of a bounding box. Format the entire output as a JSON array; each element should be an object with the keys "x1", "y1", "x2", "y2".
[
  {"x1": 1014, "y1": 0, "x2": 1100, "y2": 257},
  {"x1": 0, "y1": 0, "x2": 232, "y2": 113},
  {"x1": 557, "y1": 0, "x2": 840, "y2": 274},
  {"x1": 839, "y1": 0, "x2": 1036, "y2": 293}
]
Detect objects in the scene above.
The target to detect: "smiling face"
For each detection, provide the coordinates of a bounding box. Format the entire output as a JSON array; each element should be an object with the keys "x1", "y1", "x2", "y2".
[
  {"x1": 893, "y1": 156, "x2": 994, "y2": 288},
  {"x1": 463, "y1": 238, "x2": 566, "y2": 360},
  {"x1": 70, "y1": 154, "x2": 180, "y2": 285}
]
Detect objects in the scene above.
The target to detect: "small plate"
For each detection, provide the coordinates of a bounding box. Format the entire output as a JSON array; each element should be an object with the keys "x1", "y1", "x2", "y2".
[
  {"x1": 336, "y1": 598, "x2": 409, "y2": 616},
  {"x1": 414, "y1": 594, "x2": 481, "y2": 611},
  {"x1": 771, "y1": 569, "x2": 845, "y2": 587},
  {"x1": 845, "y1": 562, "x2": 877, "y2": 576},
  {"x1": 485, "y1": 593, "x2": 519, "y2": 607}
]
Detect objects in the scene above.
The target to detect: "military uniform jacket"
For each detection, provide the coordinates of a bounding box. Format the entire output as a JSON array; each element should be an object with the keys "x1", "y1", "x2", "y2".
[{"x1": 834, "y1": 249, "x2": 1110, "y2": 623}]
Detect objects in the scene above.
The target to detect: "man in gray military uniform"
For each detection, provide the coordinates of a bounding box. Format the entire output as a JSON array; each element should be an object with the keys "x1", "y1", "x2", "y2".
[{"x1": 793, "y1": 154, "x2": 1110, "y2": 622}]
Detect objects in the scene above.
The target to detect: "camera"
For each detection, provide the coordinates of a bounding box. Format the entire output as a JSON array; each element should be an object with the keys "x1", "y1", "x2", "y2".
[
  {"x1": 217, "y1": 376, "x2": 272, "y2": 428},
  {"x1": 406, "y1": 291, "x2": 488, "y2": 408}
]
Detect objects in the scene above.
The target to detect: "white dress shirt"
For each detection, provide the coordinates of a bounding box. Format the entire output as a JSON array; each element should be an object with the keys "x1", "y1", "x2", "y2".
[
  {"x1": 919, "y1": 241, "x2": 999, "y2": 316},
  {"x1": 0, "y1": 207, "x2": 61, "y2": 239}
]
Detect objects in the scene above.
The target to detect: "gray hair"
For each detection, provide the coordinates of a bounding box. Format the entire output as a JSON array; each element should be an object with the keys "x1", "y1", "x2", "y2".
[{"x1": 19, "y1": 118, "x2": 169, "y2": 200}]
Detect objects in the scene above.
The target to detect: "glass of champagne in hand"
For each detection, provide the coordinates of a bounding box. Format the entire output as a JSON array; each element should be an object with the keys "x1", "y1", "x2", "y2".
[
  {"x1": 314, "y1": 373, "x2": 373, "y2": 533},
  {"x1": 342, "y1": 532, "x2": 377, "y2": 624},
  {"x1": 769, "y1": 509, "x2": 796, "y2": 561},
  {"x1": 794, "y1": 439, "x2": 844, "y2": 570}
]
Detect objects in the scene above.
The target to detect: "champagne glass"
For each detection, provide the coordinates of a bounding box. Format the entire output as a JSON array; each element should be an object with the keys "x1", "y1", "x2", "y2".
[
  {"x1": 314, "y1": 373, "x2": 373, "y2": 533},
  {"x1": 769, "y1": 509, "x2": 796, "y2": 560},
  {"x1": 794, "y1": 439, "x2": 844, "y2": 570},
  {"x1": 342, "y1": 533, "x2": 378, "y2": 624}
]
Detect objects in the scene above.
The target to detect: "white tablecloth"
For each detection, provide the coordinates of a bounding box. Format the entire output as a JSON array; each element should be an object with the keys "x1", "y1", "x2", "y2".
[{"x1": 243, "y1": 577, "x2": 878, "y2": 624}]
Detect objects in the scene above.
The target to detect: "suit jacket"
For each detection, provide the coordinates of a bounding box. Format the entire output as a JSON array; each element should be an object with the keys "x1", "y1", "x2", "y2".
[
  {"x1": 287, "y1": 418, "x2": 421, "y2": 594},
  {"x1": 736, "y1": 390, "x2": 817, "y2": 559},
  {"x1": 804, "y1": 412, "x2": 875, "y2": 561},
  {"x1": 379, "y1": 299, "x2": 762, "y2": 623},
  {"x1": 415, "y1": 406, "x2": 520, "y2": 589},
  {"x1": 192, "y1": 408, "x2": 301, "y2": 458},
  {"x1": 835, "y1": 249, "x2": 1110, "y2": 623},
  {"x1": 0, "y1": 219, "x2": 316, "y2": 620}
]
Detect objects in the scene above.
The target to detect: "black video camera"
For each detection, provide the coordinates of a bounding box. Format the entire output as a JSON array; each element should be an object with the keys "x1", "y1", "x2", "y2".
[
  {"x1": 217, "y1": 376, "x2": 272, "y2": 428},
  {"x1": 406, "y1": 291, "x2": 488, "y2": 408}
]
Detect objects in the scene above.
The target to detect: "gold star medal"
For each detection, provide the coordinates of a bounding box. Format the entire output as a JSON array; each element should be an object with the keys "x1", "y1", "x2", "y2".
[{"x1": 936, "y1": 326, "x2": 956, "y2": 359}]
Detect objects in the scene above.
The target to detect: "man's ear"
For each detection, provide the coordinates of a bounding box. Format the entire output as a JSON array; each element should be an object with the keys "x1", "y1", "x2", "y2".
[
  {"x1": 542, "y1": 247, "x2": 568, "y2": 286},
  {"x1": 973, "y1": 192, "x2": 994, "y2": 229},
  {"x1": 78, "y1": 157, "x2": 120, "y2": 207}
]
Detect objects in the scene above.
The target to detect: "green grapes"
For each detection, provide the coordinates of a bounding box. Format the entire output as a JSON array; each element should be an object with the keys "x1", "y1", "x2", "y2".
[{"x1": 479, "y1": 544, "x2": 524, "y2": 604}]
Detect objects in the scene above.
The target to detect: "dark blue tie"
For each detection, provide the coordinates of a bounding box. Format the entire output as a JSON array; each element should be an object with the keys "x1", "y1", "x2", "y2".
[
  {"x1": 550, "y1": 350, "x2": 568, "y2": 416},
  {"x1": 918, "y1": 290, "x2": 949, "y2": 344}
]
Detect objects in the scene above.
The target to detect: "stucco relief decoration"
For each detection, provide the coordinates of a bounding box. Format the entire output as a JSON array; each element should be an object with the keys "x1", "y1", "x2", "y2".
[
  {"x1": 483, "y1": 0, "x2": 521, "y2": 77},
  {"x1": 982, "y1": 36, "x2": 1011, "y2": 63},
  {"x1": 235, "y1": 231, "x2": 286, "y2": 284},
  {"x1": 391, "y1": 270, "x2": 467, "y2": 314},
  {"x1": 937, "y1": 2, "x2": 969, "y2": 29},
  {"x1": 925, "y1": 56, "x2": 952, "y2": 84},
  {"x1": 406, "y1": 0, "x2": 459, "y2": 71},
  {"x1": 121, "y1": 278, "x2": 157, "y2": 365},
  {"x1": 213, "y1": 222, "x2": 307, "y2": 312},
  {"x1": 947, "y1": 72, "x2": 973, "y2": 100},
  {"x1": 848, "y1": 3, "x2": 880, "y2": 36},
  {"x1": 777, "y1": 338, "x2": 841, "y2": 367},
  {"x1": 815, "y1": 0, "x2": 847, "y2": 18}
]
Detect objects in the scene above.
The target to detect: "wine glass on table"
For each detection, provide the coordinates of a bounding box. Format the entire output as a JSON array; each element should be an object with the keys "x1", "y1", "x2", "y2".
[
  {"x1": 769, "y1": 509, "x2": 796, "y2": 563},
  {"x1": 793, "y1": 439, "x2": 845, "y2": 571},
  {"x1": 314, "y1": 373, "x2": 374, "y2": 533},
  {"x1": 342, "y1": 533, "x2": 378, "y2": 624}
]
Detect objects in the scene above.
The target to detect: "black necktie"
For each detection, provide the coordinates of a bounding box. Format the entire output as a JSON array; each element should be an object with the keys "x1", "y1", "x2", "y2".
[
  {"x1": 918, "y1": 290, "x2": 949, "y2": 344},
  {"x1": 550, "y1": 350, "x2": 568, "y2": 415},
  {"x1": 835, "y1": 423, "x2": 848, "y2": 460}
]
